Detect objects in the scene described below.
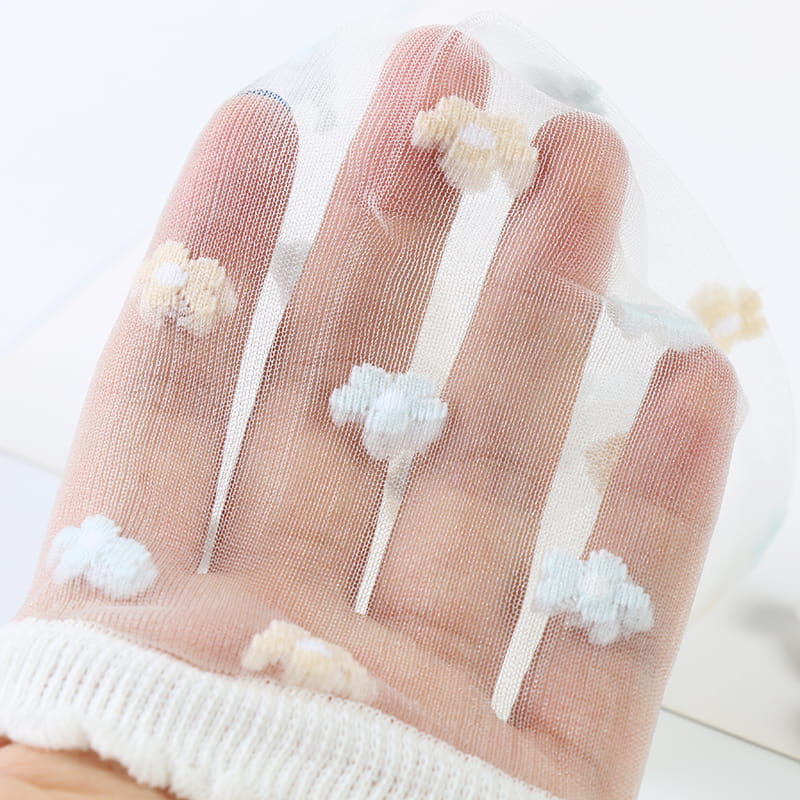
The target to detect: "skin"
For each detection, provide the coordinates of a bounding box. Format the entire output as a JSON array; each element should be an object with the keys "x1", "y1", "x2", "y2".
[
  {"x1": 0, "y1": 741, "x2": 172, "y2": 799},
  {"x1": 2, "y1": 26, "x2": 738, "y2": 800}
]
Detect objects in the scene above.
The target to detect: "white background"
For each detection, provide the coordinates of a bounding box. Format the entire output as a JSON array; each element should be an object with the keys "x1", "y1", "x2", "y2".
[{"x1": 1, "y1": 1, "x2": 798, "y2": 797}]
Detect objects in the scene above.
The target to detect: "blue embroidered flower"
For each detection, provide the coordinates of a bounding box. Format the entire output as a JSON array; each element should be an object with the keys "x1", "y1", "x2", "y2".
[
  {"x1": 606, "y1": 297, "x2": 709, "y2": 352},
  {"x1": 535, "y1": 549, "x2": 653, "y2": 645},
  {"x1": 329, "y1": 363, "x2": 447, "y2": 461},
  {"x1": 48, "y1": 514, "x2": 157, "y2": 599}
]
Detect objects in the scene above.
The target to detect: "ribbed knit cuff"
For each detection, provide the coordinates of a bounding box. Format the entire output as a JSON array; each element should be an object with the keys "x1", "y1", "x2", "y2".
[{"x1": 0, "y1": 619, "x2": 560, "y2": 800}]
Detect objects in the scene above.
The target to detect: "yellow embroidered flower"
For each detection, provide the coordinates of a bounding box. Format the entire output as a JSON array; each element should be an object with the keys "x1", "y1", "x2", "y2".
[
  {"x1": 689, "y1": 284, "x2": 766, "y2": 352},
  {"x1": 242, "y1": 620, "x2": 379, "y2": 704},
  {"x1": 135, "y1": 241, "x2": 237, "y2": 337},
  {"x1": 412, "y1": 96, "x2": 538, "y2": 196}
]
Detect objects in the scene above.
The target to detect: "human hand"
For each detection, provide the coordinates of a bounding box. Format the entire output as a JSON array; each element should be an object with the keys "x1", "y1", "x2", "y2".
[
  {"x1": 0, "y1": 740, "x2": 172, "y2": 799},
  {"x1": 1, "y1": 25, "x2": 738, "y2": 800}
]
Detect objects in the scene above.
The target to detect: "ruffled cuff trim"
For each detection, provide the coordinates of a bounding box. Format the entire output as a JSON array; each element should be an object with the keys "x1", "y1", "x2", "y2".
[{"x1": 0, "y1": 619, "x2": 560, "y2": 800}]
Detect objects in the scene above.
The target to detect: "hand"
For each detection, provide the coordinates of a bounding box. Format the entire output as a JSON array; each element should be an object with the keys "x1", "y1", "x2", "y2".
[
  {"x1": 9, "y1": 26, "x2": 737, "y2": 800},
  {"x1": 0, "y1": 741, "x2": 172, "y2": 799}
]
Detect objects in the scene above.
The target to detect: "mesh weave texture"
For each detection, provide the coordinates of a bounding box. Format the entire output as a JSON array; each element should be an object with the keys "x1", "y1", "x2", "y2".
[{"x1": 1, "y1": 16, "x2": 787, "y2": 800}]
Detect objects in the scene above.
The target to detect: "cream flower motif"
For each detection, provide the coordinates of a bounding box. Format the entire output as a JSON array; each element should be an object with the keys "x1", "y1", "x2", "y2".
[
  {"x1": 242, "y1": 620, "x2": 378, "y2": 703},
  {"x1": 135, "y1": 241, "x2": 237, "y2": 337},
  {"x1": 48, "y1": 514, "x2": 158, "y2": 599},
  {"x1": 329, "y1": 363, "x2": 447, "y2": 461},
  {"x1": 535, "y1": 549, "x2": 653, "y2": 645},
  {"x1": 412, "y1": 96, "x2": 538, "y2": 196},
  {"x1": 689, "y1": 284, "x2": 766, "y2": 352}
]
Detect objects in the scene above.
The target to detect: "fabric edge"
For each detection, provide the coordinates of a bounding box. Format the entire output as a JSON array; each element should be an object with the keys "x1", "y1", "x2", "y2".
[{"x1": 0, "y1": 618, "x2": 561, "y2": 800}]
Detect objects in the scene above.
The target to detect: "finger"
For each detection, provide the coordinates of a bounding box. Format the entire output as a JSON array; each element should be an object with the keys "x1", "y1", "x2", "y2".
[
  {"x1": 212, "y1": 27, "x2": 490, "y2": 584},
  {"x1": 502, "y1": 111, "x2": 629, "y2": 292},
  {"x1": 511, "y1": 347, "x2": 739, "y2": 797},
  {"x1": 40, "y1": 92, "x2": 298, "y2": 582},
  {"x1": 274, "y1": 26, "x2": 490, "y2": 387},
  {"x1": 369, "y1": 114, "x2": 629, "y2": 683}
]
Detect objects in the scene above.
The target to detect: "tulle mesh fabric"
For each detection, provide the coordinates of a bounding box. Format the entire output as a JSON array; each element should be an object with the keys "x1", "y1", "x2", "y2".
[{"x1": 1, "y1": 16, "x2": 787, "y2": 800}]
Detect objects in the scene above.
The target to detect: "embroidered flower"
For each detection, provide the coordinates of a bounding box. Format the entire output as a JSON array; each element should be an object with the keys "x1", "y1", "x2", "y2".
[
  {"x1": 412, "y1": 96, "x2": 538, "y2": 196},
  {"x1": 135, "y1": 241, "x2": 237, "y2": 337},
  {"x1": 48, "y1": 515, "x2": 157, "y2": 599},
  {"x1": 689, "y1": 284, "x2": 766, "y2": 352},
  {"x1": 242, "y1": 620, "x2": 378, "y2": 703},
  {"x1": 606, "y1": 297, "x2": 709, "y2": 352},
  {"x1": 329, "y1": 363, "x2": 447, "y2": 461},
  {"x1": 535, "y1": 549, "x2": 653, "y2": 645}
]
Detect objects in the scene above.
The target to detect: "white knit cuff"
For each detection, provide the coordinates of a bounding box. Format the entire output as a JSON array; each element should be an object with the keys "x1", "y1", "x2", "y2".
[{"x1": 0, "y1": 619, "x2": 562, "y2": 800}]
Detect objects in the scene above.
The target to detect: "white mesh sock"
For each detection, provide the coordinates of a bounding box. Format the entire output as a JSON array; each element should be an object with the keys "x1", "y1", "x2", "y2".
[{"x1": 0, "y1": 16, "x2": 784, "y2": 800}]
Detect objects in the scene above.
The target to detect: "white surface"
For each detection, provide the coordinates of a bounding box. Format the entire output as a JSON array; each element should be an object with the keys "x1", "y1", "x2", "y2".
[
  {"x1": 0, "y1": 247, "x2": 138, "y2": 471},
  {"x1": 664, "y1": 505, "x2": 800, "y2": 761},
  {"x1": 641, "y1": 710, "x2": 800, "y2": 800},
  {"x1": 0, "y1": 455, "x2": 58, "y2": 621},
  {"x1": 1, "y1": 0, "x2": 799, "y2": 796}
]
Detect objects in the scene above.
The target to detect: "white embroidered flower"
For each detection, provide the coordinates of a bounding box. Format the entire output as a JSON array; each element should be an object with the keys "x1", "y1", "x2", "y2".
[
  {"x1": 329, "y1": 363, "x2": 447, "y2": 461},
  {"x1": 242, "y1": 620, "x2": 378, "y2": 703},
  {"x1": 412, "y1": 96, "x2": 538, "y2": 196},
  {"x1": 48, "y1": 515, "x2": 158, "y2": 599},
  {"x1": 135, "y1": 241, "x2": 237, "y2": 337},
  {"x1": 535, "y1": 549, "x2": 653, "y2": 645},
  {"x1": 606, "y1": 297, "x2": 709, "y2": 352}
]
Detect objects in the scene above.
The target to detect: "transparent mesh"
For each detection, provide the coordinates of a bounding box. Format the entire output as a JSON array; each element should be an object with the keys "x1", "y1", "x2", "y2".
[{"x1": 7, "y1": 16, "x2": 789, "y2": 800}]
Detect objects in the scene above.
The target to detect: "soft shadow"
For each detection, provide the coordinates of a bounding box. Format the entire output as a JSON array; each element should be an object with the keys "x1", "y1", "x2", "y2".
[{"x1": 738, "y1": 599, "x2": 800, "y2": 675}]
